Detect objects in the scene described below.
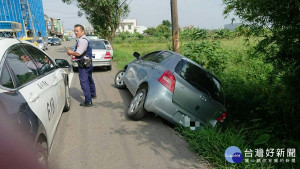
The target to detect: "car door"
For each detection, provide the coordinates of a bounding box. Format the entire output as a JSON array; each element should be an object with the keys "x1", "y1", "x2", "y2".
[
  {"x1": 124, "y1": 51, "x2": 160, "y2": 95},
  {"x1": 23, "y1": 44, "x2": 66, "y2": 133},
  {"x1": 5, "y1": 44, "x2": 59, "y2": 146}
]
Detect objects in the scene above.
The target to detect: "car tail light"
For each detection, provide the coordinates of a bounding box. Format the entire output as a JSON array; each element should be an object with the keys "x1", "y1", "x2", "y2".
[
  {"x1": 158, "y1": 70, "x2": 176, "y2": 93},
  {"x1": 217, "y1": 113, "x2": 227, "y2": 122},
  {"x1": 72, "y1": 56, "x2": 76, "y2": 60},
  {"x1": 104, "y1": 52, "x2": 111, "y2": 59}
]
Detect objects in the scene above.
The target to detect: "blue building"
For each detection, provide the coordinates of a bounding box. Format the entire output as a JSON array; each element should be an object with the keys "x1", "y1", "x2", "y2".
[{"x1": 0, "y1": 0, "x2": 47, "y2": 38}]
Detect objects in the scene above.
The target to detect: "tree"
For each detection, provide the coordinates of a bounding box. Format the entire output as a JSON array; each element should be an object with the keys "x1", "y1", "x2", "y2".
[
  {"x1": 162, "y1": 20, "x2": 171, "y2": 28},
  {"x1": 223, "y1": 0, "x2": 300, "y2": 138},
  {"x1": 62, "y1": 0, "x2": 129, "y2": 44},
  {"x1": 144, "y1": 27, "x2": 156, "y2": 36}
]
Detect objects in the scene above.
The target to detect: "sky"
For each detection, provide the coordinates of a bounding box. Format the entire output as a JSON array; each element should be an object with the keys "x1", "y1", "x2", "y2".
[{"x1": 42, "y1": 0, "x2": 238, "y2": 30}]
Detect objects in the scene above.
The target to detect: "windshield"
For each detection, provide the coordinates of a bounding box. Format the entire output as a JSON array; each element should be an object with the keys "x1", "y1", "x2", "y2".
[
  {"x1": 175, "y1": 59, "x2": 224, "y2": 104},
  {"x1": 52, "y1": 38, "x2": 60, "y2": 42},
  {"x1": 90, "y1": 40, "x2": 106, "y2": 50}
]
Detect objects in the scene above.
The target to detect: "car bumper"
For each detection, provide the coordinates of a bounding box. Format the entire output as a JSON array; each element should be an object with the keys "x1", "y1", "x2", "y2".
[
  {"x1": 71, "y1": 60, "x2": 111, "y2": 67},
  {"x1": 144, "y1": 80, "x2": 216, "y2": 129}
]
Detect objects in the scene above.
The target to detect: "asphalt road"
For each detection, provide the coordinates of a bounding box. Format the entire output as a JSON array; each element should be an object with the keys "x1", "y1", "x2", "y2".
[{"x1": 45, "y1": 41, "x2": 210, "y2": 169}]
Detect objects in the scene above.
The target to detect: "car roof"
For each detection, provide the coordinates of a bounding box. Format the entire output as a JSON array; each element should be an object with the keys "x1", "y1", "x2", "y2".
[{"x1": 0, "y1": 38, "x2": 37, "y2": 61}]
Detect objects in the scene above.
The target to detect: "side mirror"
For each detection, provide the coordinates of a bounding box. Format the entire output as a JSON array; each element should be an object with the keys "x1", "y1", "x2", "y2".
[
  {"x1": 133, "y1": 52, "x2": 140, "y2": 59},
  {"x1": 55, "y1": 59, "x2": 70, "y2": 68}
]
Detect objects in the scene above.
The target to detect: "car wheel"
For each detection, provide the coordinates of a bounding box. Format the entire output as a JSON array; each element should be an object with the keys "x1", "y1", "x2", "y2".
[
  {"x1": 36, "y1": 137, "x2": 48, "y2": 167},
  {"x1": 72, "y1": 67, "x2": 77, "y2": 72},
  {"x1": 107, "y1": 65, "x2": 112, "y2": 71},
  {"x1": 127, "y1": 88, "x2": 147, "y2": 120},
  {"x1": 114, "y1": 69, "x2": 126, "y2": 89},
  {"x1": 63, "y1": 84, "x2": 71, "y2": 112}
]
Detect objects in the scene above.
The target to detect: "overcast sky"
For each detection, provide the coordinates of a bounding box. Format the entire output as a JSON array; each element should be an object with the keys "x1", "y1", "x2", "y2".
[{"x1": 42, "y1": 0, "x2": 238, "y2": 30}]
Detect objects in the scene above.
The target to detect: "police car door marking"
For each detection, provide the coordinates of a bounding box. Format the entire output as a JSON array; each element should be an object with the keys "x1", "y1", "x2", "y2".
[
  {"x1": 47, "y1": 97, "x2": 55, "y2": 121},
  {"x1": 37, "y1": 80, "x2": 49, "y2": 89}
]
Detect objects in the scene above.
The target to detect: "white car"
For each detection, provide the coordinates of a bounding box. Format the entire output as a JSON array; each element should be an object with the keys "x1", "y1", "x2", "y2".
[
  {"x1": 100, "y1": 39, "x2": 113, "y2": 58},
  {"x1": 71, "y1": 39, "x2": 112, "y2": 71},
  {"x1": 0, "y1": 38, "x2": 71, "y2": 166}
]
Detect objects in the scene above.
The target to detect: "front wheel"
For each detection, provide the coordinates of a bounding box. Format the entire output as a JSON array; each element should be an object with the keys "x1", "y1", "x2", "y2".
[
  {"x1": 63, "y1": 84, "x2": 71, "y2": 112},
  {"x1": 114, "y1": 69, "x2": 126, "y2": 89},
  {"x1": 36, "y1": 138, "x2": 48, "y2": 167},
  {"x1": 127, "y1": 88, "x2": 147, "y2": 120}
]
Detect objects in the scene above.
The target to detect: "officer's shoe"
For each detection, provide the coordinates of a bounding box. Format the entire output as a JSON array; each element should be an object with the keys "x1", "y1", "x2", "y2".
[
  {"x1": 91, "y1": 95, "x2": 97, "y2": 99},
  {"x1": 80, "y1": 101, "x2": 92, "y2": 107}
]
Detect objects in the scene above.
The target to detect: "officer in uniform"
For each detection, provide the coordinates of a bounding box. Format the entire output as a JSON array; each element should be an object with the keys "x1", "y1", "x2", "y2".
[{"x1": 66, "y1": 24, "x2": 96, "y2": 107}]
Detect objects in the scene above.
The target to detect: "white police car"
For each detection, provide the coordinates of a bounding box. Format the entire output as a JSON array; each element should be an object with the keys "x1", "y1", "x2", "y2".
[{"x1": 0, "y1": 38, "x2": 71, "y2": 166}]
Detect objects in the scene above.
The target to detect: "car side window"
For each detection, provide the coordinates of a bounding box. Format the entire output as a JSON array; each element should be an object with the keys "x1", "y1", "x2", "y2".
[
  {"x1": 151, "y1": 52, "x2": 173, "y2": 63},
  {"x1": 23, "y1": 45, "x2": 55, "y2": 75},
  {"x1": 0, "y1": 63, "x2": 14, "y2": 88},
  {"x1": 6, "y1": 45, "x2": 38, "y2": 86},
  {"x1": 141, "y1": 51, "x2": 160, "y2": 61}
]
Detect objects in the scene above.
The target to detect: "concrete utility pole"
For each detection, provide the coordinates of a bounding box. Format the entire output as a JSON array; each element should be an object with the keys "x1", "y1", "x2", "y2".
[{"x1": 171, "y1": 0, "x2": 180, "y2": 53}]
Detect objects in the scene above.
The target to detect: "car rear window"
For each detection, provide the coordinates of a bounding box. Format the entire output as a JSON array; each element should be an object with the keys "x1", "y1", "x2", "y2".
[
  {"x1": 91, "y1": 41, "x2": 106, "y2": 49},
  {"x1": 103, "y1": 40, "x2": 110, "y2": 45},
  {"x1": 175, "y1": 59, "x2": 224, "y2": 104}
]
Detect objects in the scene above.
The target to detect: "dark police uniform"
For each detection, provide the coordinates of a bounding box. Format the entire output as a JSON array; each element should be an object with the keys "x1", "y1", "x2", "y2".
[{"x1": 74, "y1": 35, "x2": 96, "y2": 103}]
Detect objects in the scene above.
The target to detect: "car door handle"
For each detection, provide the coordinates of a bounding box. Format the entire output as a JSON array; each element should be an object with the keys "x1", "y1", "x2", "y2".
[
  {"x1": 29, "y1": 93, "x2": 40, "y2": 102},
  {"x1": 53, "y1": 80, "x2": 59, "y2": 86}
]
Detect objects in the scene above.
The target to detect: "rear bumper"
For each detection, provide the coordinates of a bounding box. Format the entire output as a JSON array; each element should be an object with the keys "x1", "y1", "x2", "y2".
[
  {"x1": 71, "y1": 60, "x2": 111, "y2": 68},
  {"x1": 144, "y1": 80, "x2": 216, "y2": 129}
]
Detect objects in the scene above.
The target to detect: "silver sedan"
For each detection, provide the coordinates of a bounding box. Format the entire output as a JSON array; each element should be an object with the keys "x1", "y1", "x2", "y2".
[{"x1": 114, "y1": 50, "x2": 227, "y2": 129}]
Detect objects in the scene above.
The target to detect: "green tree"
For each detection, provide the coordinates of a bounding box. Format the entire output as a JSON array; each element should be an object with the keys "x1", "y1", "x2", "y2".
[
  {"x1": 62, "y1": 0, "x2": 129, "y2": 44},
  {"x1": 144, "y1": 27, "x2": 156, "y2": 36},
  {"x1": 162, "y1": 20, "x2": 171, "y2": 28},
  {"x1": 155, "y1": 24, "x2": 171, "y2": 39},
  {"x1": 223, "y1": 0, "x2": 300, "y2": 139}
]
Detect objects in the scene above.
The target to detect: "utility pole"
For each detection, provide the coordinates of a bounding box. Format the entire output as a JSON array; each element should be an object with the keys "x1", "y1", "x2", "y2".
[{"x1": 171, "y1": 0, "x2": 180, "y2": 53}]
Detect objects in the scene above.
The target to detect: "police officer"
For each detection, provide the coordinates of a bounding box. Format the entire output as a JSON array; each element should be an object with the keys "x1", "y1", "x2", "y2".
[{"x1": 66, "y1": 24, "x2": 96, "y2": 107}]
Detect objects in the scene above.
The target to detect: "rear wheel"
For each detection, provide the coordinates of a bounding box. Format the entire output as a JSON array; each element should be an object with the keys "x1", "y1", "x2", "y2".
[
  {"x1": 63, "y1": 84, "x2": 71, "y2": 112},
  {"x1": 36, "y1": 137, "x2": 48, "y2": 167},
  {"x1": 127, "y1": 88, "x2": 147, "y2": 120},
  {"x1": 114, "y1": 69, "x2": 126, "y2": 89}
]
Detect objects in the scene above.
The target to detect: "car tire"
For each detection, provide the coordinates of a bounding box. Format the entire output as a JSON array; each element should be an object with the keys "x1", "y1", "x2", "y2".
[
  {"x1": 36, "y1": 137, "x2": 48, "y2": 167},
  {"x1": 127, "y1": 88, "x2": 147, "y2": 120},
  {"x1": 114, "y1": 69, "x2": 126, "y2": 89},
  {"x1": 107, "y1": 65, "x2": 112, "y2": 71},
  {"x1": 72, "y1": 67, "x2": 77, "y2": 72},
  {"x1": 63, "y1": 84, "x2": 71, "y2": 112}
]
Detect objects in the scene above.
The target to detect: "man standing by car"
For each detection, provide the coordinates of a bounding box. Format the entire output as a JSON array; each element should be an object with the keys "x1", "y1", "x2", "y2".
[{"x1": 66, "y1": 24, "x2": 96, "y2": 107}]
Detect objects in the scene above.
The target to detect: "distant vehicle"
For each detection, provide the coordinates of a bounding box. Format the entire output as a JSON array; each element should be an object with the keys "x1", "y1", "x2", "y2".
[
  {"x1": 21, "y1": 37, "x2": 39, "y2": 47},
  {"x1": 0, "y1": 38, "x2": 71, "y2": 167},
  {"x1": 47, "y1": 37, "x2": 53, "y2": 44},
  {"x1": 100, "y1": 39, "x2": 113, "y2": 58},
  {"x1": 71, "y1": 39, "x2": 112, "y2": 71},
  {"x1": 50, "y1": 38, "x2": 61, "y2": 46},
  {"x1": 114, "y1": 50, "x2": 227, "y2": 129},
  {"x1": 86, "y1": 35, "x2": 99, "y2": 40},
  {"x1": 37, "y1": 39, "x2": 48, "y2": 51}
]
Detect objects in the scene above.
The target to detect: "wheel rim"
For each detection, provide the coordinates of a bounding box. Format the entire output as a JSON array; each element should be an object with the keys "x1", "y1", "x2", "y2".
[
  {"x1": 129, "y1": 92, "x2": 144, "y2": 113},
  {"x1": 116, "y1": 71, "x2": 125, "y2": 86}
]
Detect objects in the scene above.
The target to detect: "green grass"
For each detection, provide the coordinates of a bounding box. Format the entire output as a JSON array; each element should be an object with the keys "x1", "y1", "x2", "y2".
[{"x1": 112, "y1": 36, "x2": 300, "y2": 169}]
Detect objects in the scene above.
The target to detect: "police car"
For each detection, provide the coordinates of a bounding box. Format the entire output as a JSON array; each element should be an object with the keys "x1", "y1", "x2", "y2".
[{"x1": 0, "y1": 38, "x2": 71, "y2": 166}]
